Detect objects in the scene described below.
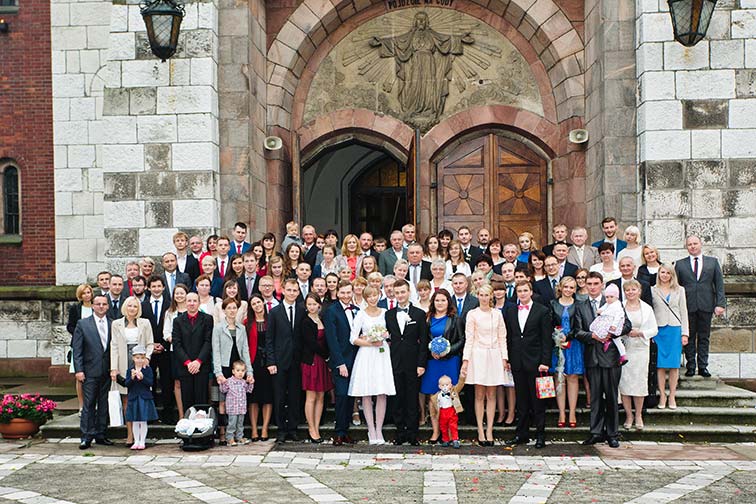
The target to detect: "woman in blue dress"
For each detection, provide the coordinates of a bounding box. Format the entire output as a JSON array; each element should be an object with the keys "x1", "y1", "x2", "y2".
[
  {"x1": 550, "y1": 276, "x2": 584, "y2": 428},
  {"x1": 420, "y1": 289, "x2": 464, "y2": 443}
]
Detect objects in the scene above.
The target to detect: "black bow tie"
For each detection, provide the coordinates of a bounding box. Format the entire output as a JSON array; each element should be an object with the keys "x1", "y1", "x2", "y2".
[
  {"x1": 398, "y1": 307, "x2": 409, "y2": 313},
  {"x1": 441, "y1": 392, "x2": 451, "y2": 397}
]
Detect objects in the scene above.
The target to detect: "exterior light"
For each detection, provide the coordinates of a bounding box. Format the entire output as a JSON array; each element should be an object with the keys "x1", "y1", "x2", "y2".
[
  {"x1": 140, "y1": 0, "x2": 184, "y2": 62},
  {"x1": 667, "y1": 0, "x2": 717, "y2": 47}
]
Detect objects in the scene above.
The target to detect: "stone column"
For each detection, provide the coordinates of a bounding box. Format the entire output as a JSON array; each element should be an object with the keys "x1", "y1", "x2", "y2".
[{"x1": 102, "y1": 0, "x2": 221, "y2": 270}]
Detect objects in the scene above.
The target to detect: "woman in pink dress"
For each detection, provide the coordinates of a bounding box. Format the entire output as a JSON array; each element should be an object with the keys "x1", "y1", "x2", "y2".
[{"x1": 460, "y1": 284, "x2": 510, "y2": 446}]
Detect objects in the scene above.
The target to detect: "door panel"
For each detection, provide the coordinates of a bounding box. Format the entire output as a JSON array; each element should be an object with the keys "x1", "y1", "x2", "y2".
[{"x1": 436, "y1": 136, "x2": 488, "y2": 237}]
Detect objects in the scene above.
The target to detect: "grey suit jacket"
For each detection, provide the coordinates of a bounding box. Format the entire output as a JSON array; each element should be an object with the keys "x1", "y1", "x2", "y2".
[
  {"x1": 378, "y1": 248, "x2": 407, "y2": 276},
  {"x1": 674, "y1": 255, "x2": 726, "y2": 313},
  {"x1": 567, "y1": 245, "x2": 600, "y2": 269},
  {"x1": 72, "y1": 315, "x2": 112, "y2": 378}
]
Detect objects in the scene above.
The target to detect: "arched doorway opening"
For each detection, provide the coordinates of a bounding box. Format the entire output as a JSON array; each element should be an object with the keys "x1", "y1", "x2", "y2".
[{"x1": 301, "y1": 141, "x2": 407, "y2": 239}]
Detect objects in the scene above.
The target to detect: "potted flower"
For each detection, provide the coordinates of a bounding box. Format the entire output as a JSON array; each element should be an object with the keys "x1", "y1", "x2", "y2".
[{"x1": 0, "y1": 394, "x2": 57, "y2": 439}]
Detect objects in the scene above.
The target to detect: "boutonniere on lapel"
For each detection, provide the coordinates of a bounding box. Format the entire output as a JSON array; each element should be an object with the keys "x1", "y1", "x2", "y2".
[{"x1": 397, "y1": 311, "x2": 410, "y2": 326}]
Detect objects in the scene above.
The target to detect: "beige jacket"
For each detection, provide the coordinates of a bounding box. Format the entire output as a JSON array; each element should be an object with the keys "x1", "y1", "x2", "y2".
[
  {"x1": 429, "y1": 376, "x2": 466, "y2": 418},
  {"x1": 651, "y1": 286, "x2": 689, "y2": 335},
  {"x1": 110, "y1": 317, "x2": 154, "y2": 393}
]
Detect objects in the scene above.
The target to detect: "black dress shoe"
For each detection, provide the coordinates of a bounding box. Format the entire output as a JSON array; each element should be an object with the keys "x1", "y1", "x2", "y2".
[
  {"x1": 79, "y1": 440, "x2": 91, "y2": 450},
  {"x1": 699, "y1": 369, "x2": 711, "y2": 378},
  {"x1": 275, "y1": 437, "x2": 287, "y2": 444},
  {"x1": 94, "y1": 438, "x2": 114, "y2": 446},
  {"x1": 685, "y1": 369, "x2": 696, "y2": 377},
  {"x1": 332, "y1": 436, "x2": 344, "y2": 446},
  {"x1": 408, "y1": 438, "x2": 420, "y2": 446},
  {"x1": 342, "y1": 435, "x2": 356, "y2": 444},
  {"x1": 392, "y1": 437, "x2": 405, "y2": 446},
  {"x1": 581, "y1": 435, "x2": 605, "y2": 446},
  {"x1": 607, "y1": 438, "x2": 620, "y2": 448},
  {"x1": 505, "y1": 436, "x2": 529, "y2": 446},
  {"x1": 535, "y1": 436, "x2": 546, "y2": 449},
  {"x1": 287, "y1": 433, "x2": 300, "y2": 442}
]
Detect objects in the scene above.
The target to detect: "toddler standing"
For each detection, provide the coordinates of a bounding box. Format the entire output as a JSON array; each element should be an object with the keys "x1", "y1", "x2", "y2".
[
  {"x1": 125, "y1": 345, "x2": 158, "y2": 450},
  {"x1": 430, "y1": 375, "x2": 465, "y2": 448},
  {"x1": 219, "y1": 361, "x2": 255, "y2": 446}
]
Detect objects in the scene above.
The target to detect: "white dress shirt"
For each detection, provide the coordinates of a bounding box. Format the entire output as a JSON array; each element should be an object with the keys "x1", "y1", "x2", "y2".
[
  {"x1": 689, "y1": 254, "x2": 703, "y2": 280},
  {"x1": 518, "y1": 301, "x2": 532, "y2": 332},
  {"x1": 95, "y1": 314, "x2": 109, "y2": 350}
]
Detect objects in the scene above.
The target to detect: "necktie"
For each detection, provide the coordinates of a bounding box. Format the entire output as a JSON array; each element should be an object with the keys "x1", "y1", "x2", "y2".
[
  {"x1": 113, "y1": 299, "x2": 119, "y2": 310},
  {"x1": 457, "y1": 298, "x2": 463, "y2": 314},
  {"x1": 693, "y1": 257, "x2": 699, "y2": 280},
  {"x1": 220, "y1": 260, "x2": 226, "y2": 277},
  {"x1": 98, "y1": 318, "x2": 107, "y2": 350},
  {"x1": 518, "y1": 304, "x2": 530, "y2": 311},
  {"x1": 507, "y1": 284, "x2": 513, "y2": 298},
  {"x1": 551, "y1": 279, "x2": 558, "y2": 293},
  {"x1": 412, "y1": 265, "x2": 419, "y2": 285},
  {"x1": 301, "y1": 283, "x2": 308, "y2": 297},
  {"x1": 289, "y1": 305, "x2": 294, "y2": 329},
  {"x1": 153, "y1": 300, "x2": 159, "y2": 321},
  {"x1": 170, "y1": 273, "x2": 175, "y2": 295},
  {"x1": 267, "y1": 301, "x2": 272, "y2": 312},
  {"x1": 246, "y1": 276, "x2": 253, "y2": 296},
  {"x1": 389, "y1": 299, "x2": 395, "y2": 309},
  {"x1": 237, "y1": 244, "x2": 242, "y2": 254},
  {"x1": 591, "y1": 299, "x2": 598, "y2": 316}
]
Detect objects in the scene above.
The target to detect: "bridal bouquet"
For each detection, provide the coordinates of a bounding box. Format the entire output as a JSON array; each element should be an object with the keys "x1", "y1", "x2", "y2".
[{"x1": 366, "y1": 325, "x2": 388, "y2": 353}]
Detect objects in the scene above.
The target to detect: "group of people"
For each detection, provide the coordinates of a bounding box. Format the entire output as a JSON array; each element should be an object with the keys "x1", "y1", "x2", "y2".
[{"x1": 69, "y1": 218, "x2": 726, "y2": 449}]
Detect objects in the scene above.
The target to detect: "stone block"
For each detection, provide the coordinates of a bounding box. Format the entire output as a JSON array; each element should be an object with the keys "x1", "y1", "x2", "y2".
[
  {"x1": 722, "y1": 129, "x2": 756, "y2": 157},
  {"x1": 50, "y1": 4, "x2": 69, "y2": 26},
  {"x1": 129, "y1": 87, "x2": 157, "y2": 115},
  {"x1": 54, "y1": 120, "x2": 90, "y2": 145},
  {"x1": 80, "y1": 50, "x2": 101, "y2": 74},
  {"x1": 89, "y1": 168, "x2": 104, "y2": 192},
  {"x1": 711, "y1": 40, "x2": 744, "y2": 70},
  {"x1": 57, "y1": 262, "x2": 88, "y2": 285},
  {"x1": 686, "y1": 218, "x2": 728, "y2": 246},
  {"x1": 110, "y1": 4, "x2": 128, "y2": 32},
  {"x1": 145, "y1": 144, "x2": 171, "y2": 171},
  {"x1": 682, "y1": 100, "x2": 728, "y2": 129},
  {"x1": 691, "y1": 190, "x2": 724, "y2": 218},
  {"x1": 108, "y1": 32, "x2": 136, "y2": 61},
  {"x1": 676, "y1": 70, "x2": 736, "y2": 100},
  {"x1": 157, "y1": 86, "x2": 216, "y2": 114},
  {"x1": 726, "y1": 250, "x2": 756, "y2": 275},
  {"x1": 178, "y1": 30, "x2": 214, "y2": 59},
  {"x1": 104, "y1": 229, "x2": 139, "y2": 256},
  {"x1": 7, "y1": 341, "x2": 37, "y2": 359},
  {"x1": 102, "y1": 144, "x2": 144, "y2": 172},
  {"x1": 706, "y1": 9, "x2": 732, "y2": 40},
  {"x1": 729, "y1": 159, "x2": 756, "y2": 186},
  {"x1": 0, "y1": 322, "x2": 26, "y2": 340},
  {"x1": 137, "y1": 172, "x2": 177, "y2": 198},
  {"x1": 69, "y1": 2, "x2": 111, "y2": 27},
  {"x1": 182, "y1": 3, "x2": 199, "y2": 30},
  {"x1": 169, "y1": 58, "x2": 191, "y2": 86},
  {"x1": 638, "y1": 12, "x2": 673, "y2": 42},
  {"x1": 732, "y1": 9, "x2": 756, "y2": 39},
  {"x1": 145, "y1": 201, "x2": 172, "y2": 228},
  {"x1": 177, "y1": 171, "x2": 214, "y2": 197},
  {"x1": 727, "y1": 297, "x2": 756, "y2": 326},
  {"x1": 173, "y1": 199, "x2": 217, "y2": 227},
  {"x1": 198, "y1": 1, "x2": 216, "y2": 30},
  {"x1": 69, "y1": 98, "x2": 96, "y2": 121},
  {"x1": 637, "y1": 42, "x2": 663, "y2": 75},
  {"x1": 639, "y1": 130, "x2": 690, "y2": 161},
  {"x1": 67, "y1": 238, "x2": 98, "y2": 262},
  {"x1": 104, "y1": 173, "x2": 136, "y2": 201},
  {"x1": 639, "y1": 71, "x2": 676, "y2": 101},
  {"x1": 729, "y1": 98, "x2": 756, "y2": 128},
  {"x1": 51, "y1": 27, "x2": 87, "y2": 51},
  {"x1": 137, "y1": 115, "x2": 178, "y2": 143},
  {"x1": 52, "y1": 98, "x2": 69, "y2": 122},
  {"x1": 173, "y1": 142, "x2": 218, "y2": 171},
  {"x1": 191, "y1": 57, "x2": 216, "y2": 87},
  {"x1": 67, "y1": 145, "x2": 96, "y2": 169},
  {"x1": 55, "y1": 192, "x2": 73, "y2": 216},
  {"x1": 104, "y1": 200, "x2": 145, "y2": 228},
  {"x1": 56, "y1": 215, "x2": 84, "y2": 240},
  {"x1": 691, "y1": 130, "x2": 722, "y2": 158},
  {"x1": 83, "y1": 214, "x2": 104, "y2": 239},
  {"x1": 87, "y1": 25, "x2": 110, "y2": 50},
  {"x1": 103, "y1": 88, "x2": 130, "y2": 116},
  {"x1": 52, "y1": 51, "x2": 65, "y2": 75},
  {"x1": 729, "y1": 217, "x2": 756, "y2": 246},
  {"x1": 90, "y1": 116, "x2": 137, "y2": 145},
  {"x1": 72, "y1": 192, "x2": 94, "y2": 215},
  {"x1": 638, "y1": 100, "x2": 682, "y2": 131},
  {"x1": 725, "y1": 189, "x2": 756, "y2": 217},
  {"x1": 643, "y1": 190, "x2": 689, "y2": 218},
  {"x1": 139, "y1": 228, "x2": 179, "y2": 256},
  {"x1": 736, "y1": 69, "x2": 756, "y2": 97},
  {"x1": 707, "y1": 353, "x2": 739, "y2": 378},
  {"x1": 685, "y1": 160, "x2": 727, "y2": 188},
  {"x1": 741, "y1": 354, "x2": 756, "y2": 379},
  {"x1": 645, "y1": 218, "x2": 684, "y2": 246},
  {"x1": 0, "y1": 301, "x2": 42, "y2": 322},
  {"x1": 54, "y1": 145, "x2": 68, "y2": 169},
  {"x1": 121, "y1": 60, "x2": 171, "y2": 88},
  {"x1": 66, "y1": 52, "x2": 80, "y2": 73},
  {"x1": 54, "y1": 169, "x2": 84, "y2": 192},
  {"x1": 663, "y1": 41, "x2": 709, "y2": 70}
]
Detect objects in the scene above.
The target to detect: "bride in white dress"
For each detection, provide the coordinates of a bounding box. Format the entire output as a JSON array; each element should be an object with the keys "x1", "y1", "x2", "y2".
[{"x1": 348, "y1": 286, "x2": 396, "y2": 444}]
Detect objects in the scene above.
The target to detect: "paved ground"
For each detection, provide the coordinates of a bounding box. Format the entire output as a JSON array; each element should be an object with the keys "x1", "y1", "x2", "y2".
[{"x1": 1, "y1": 438, "x2": 756, "y2": 503}]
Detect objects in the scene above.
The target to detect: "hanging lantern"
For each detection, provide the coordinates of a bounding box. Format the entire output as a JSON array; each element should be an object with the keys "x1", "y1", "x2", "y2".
[
  {"x1": 667, "y1": 0, "x2": 718, "y2": 47},
  {"x1": 140, "y1": 0, "x2": 185, "y2": 62}
]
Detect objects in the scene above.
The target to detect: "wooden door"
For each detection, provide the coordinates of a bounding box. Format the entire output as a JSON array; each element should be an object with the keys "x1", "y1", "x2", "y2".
[{"x1": 436, "y1": 134, "x2": 547, "y2": 246}]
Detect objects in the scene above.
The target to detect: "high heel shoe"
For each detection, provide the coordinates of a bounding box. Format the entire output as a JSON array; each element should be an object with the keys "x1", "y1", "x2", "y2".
[
  {"x1": 309, "y1": 435, "x2": 324, "y2": 444},
  {"x1": 568, "y1": 421, "x2": 577, "y2": 429},
  {"x1": 428, "y1": 437, "x2": 439, "y2": 444},
  {"x1": 557, "y1": 421, "x2": 566, "y2": 428}
]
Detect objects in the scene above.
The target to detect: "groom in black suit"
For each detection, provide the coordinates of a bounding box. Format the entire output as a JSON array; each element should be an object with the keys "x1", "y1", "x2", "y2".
[
  {"x1": 324, "y1": 281, "x2": 359, "y2": 446},
  {"x1": 504, "y1": 281, "x2": 552, "y2": 449},
  {"x1": 385, "y1": 279, "x2": 428, "y2": 445}
]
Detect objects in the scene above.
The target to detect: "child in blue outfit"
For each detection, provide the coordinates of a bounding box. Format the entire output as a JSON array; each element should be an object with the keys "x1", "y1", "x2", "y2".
[{"x1": 125, "y1": 345, "x2": 158, "y2": 450}]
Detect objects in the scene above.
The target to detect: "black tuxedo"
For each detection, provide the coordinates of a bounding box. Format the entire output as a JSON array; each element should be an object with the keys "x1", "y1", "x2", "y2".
[
  {"x1": 385, "y1": 305, "x2": 428, "y2": 440},
  {"x1": 178, "y1": 254, "x2": 201, "y2": 284},
  {"x1": 607, "y1": 277, "x2": 652, "y2": 306},
  {"x1": 172, "y1": 312, "x2": 213, "y2": 408},
  {"x1": 504, "y1": 302, "x2": 552, "y2": 439},
  {"x1": 574, "y1": 298, "x2": 632, "y2": 440},
  {"x1": 237, "y1": 273, "x2": 261, "y2": 301},
  {"x1": 266, "y1": 301, "x2": 306, "y2": 436},
  {"x1": 72, "y1": 315, "x2": 112, "y2": 442},
  {"x1": 324, "y1": 301, "x2": 359, "y2": 437},
  {"x1": 141, "y1": 297, "x2": 173, "y2": 418}
]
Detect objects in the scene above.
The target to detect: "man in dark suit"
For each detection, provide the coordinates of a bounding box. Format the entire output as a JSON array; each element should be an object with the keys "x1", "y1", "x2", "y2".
[
  {"x1": 162, "y1": 252, "x2": 192, "y2": 302},
  {"x1": 574, "y1": 272, "x2": 632, "y2": 448},
  {"x1": 592, "y1": 217, "x2": 627, "y2": 258},
  {"x1": 533, "y1": 256, "x2": 560, "y2": 304},
  {"x1": 504, "y1": 281, "x2": 553, "y2": 449},
  {"x1": 386, "y1": 279, "x2": 428, "y2": 445},
  {"x1": 106, "y1": 274, "x2": 127, "y2": 319},
  {"x1": 231, "y1": 222, "x2": 252, "y2": 256},
  {"x1": 301, "y1": 225, "x2": 320, "y2": 268},
  {"x1": 675, "y1": 235, "x2": 726, "y2": 378},
  {"x1": 552, "y1": 242, "x2": 578, "y2": 279},
  {"x1": 324, "y1": 281, "x2": 359, "y2": 445},
  {"x1": 142, "y1": 276, "x2": 173, "y2": 422},
  {"x1": 501, "y1": 263, "x2": 518, "y2": 303},
  {"x1": 237, "y1": 252, "x2": 261, "y2": 301},
  {"x1": 607, "y1": 257, "x2": 652, "y2": 305},
  {"x1": 173, "y1": 231, "x2": 201, "y2": 283},
  {"x1": 457, "y1": 226, "x2": 481, "y2": 265},
  {"x1": 406, "y1": 243, "x2": 432, "y2": 288},
  {"x1": 267, "y1": 279, "x2": 306, "y2": 443},
  {"x1": 172, "y1": 292, "x2": 214, "y2": 409},
  {"x1": 379, "y1": 230, "x2": 408, "y2": 275},
  {"x1": 359, "y1": 232, "x2": 378, "y2": 257},
  {"x1": 294, "y1": 262, "x2": 313, "y2": 302},
  {"x1": 515, "y1": 268, "x2": 545, "y2": 306},
  {"x1": 72, "y1": 295, "x2": 114, "y2": 449}
]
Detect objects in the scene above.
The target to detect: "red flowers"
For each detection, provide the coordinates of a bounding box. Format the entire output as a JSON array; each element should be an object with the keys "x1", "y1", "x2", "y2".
[{"x1": 0, "y1": 394, "x2": 57, "y2": 424}]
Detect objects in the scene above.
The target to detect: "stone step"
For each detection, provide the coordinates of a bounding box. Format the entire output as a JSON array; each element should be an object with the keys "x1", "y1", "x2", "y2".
[{"x1": 677, "y1": 374, "x2": 722, "y2": 390}]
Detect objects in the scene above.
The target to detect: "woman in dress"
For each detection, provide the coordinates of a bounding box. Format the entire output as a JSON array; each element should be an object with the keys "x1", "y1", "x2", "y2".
[
  {"x1": 590, "y1": 243, "x2": 620, "y2": 283},
  {"x1": 420, "y1": 289, "x2": 464, "y2": 443},
  {"x1": 517, "y1": 232, "x2": 538, "y2": 264},
  {"x1": 651, "y1": 265, "x2": 688, "y2": 410},
  {"x1": 429, "y1": 259, "x2": 452, "y2": 294},
  {"x1": 267, "y1": 255, "x2": 286, "y2": 300},
  {"x1": 574, "y1": 268, "x2": 590, "y2": 301},
  {"x1": 348, "y1": 286, "x2": 396, "y2": 445},
  {"x1": 358, "y1": 255, "x2": 378, "y2": 279},
  {"x1": 491, "y1": 282, "x2": 515, "y2": 426},
  {"x1": 301, "y1": 293, "x2": 333, "y2": 443},
  {"x1": 284, "y1": 243, "x2": 303, "y2": 278},
  {"x1": 528, "y1": 251, "x2": 547, "y2": 281},
  {"x1": 195, "y1": 275, "x2": 218, "y2": 315},
  {"x1": 198, "y1": 234, "x2": 218, "y2": 274},
  {"x1": 551, "y1": 276, "x2": 584, "y2": 428},
  {"x1": 199, "y1": 255, "x2": 224, "y2": 298},
  {"x1": 341, "y1": 234, "x2": 361, "y2": 280},
  {"x1": 617, "y1": 226, "x2": 643, "y2": 271},
  {"x1": 460, "y1": 285, "x2": 509, "y2": 446},
  {"x1": 485, "y1": 238, "x2": 506, "y2": 273},
  {"x1": 416, "y1": 280, "x2": 432, "y2": 312},
  {"x1": 637, "y1": 245, "x2": 662, "y2": 286},
  {"x1": 212, "y1": 297, "x2": 253, "y2": 444},
  {"x1": 110, "y1": 296, "x2": 154, "y2": 445},
  {"x1": 320, "y1": 244, "x2": 347, "y2": 277},
  {"x1": 213, "y1": 280, "x2": 248, "y2": 325},
  {"x1": 423, "y1": 235, "x2": 444, "y2": 262},
  {"x1": 163, "y1": 284, "x2": 188, "y2": 419},
  {"x1": 619, "y1": 279, "x2": 658, "y2": 430},
  {"x1": 246, "y1": 294, "x2": 273, "y2": 441},
  {"x1": 445, "y1": 239, "x2": 471, "y2": 280},
  {"x1": 67, "y1": 283, "x2": 94, "y2": 414}
]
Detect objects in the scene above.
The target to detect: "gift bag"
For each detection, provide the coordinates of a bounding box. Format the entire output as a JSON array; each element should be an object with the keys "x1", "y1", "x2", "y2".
[
  {"x1": 108, "y1": 382, "x2": 124, "y2": 427},
  {"x1": 535, "y1": 373, "x2": 556, "y2": 399}
]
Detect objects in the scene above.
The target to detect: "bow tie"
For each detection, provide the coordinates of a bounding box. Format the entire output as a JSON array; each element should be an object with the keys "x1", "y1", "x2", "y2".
[
  {"x1": 344, "y1": 305, "x2": 356, "y2": 312},
  {"x1": 441, "y1": 392, "x2": 451, "y2": 397},
  {"x1": 518, "y1": 304, "x2": 530, "y2": 311},
  {"x1": 398, "y1": 307, "x2": 409, "y2": 313}
]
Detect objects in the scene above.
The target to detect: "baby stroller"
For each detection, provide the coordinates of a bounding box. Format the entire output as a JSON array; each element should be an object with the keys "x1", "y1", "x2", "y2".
[{"x1": 175, "y1": 404, "x2": 218, "y2": 451}]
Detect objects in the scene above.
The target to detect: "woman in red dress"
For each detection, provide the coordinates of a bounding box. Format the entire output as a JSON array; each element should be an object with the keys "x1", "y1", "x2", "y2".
[{"x1": 301, "y1": 293, "x2": 333, "y2": 443}]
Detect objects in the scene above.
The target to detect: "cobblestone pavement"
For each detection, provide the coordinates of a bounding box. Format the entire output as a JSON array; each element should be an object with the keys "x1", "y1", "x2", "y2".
[{"x1": 0, "y1": 440, "x2": 755, "y2": 503}]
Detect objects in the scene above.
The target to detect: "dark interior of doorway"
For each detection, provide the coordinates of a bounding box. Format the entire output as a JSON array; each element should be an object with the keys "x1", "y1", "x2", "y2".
[{"x1": 349, "y1": 155, "x2": 407, "y2": 239}]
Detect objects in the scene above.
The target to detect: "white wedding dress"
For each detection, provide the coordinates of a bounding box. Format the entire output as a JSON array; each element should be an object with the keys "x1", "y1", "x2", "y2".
[{"x1": 347, "y1": 309, "x2": 396, "y2": 397}]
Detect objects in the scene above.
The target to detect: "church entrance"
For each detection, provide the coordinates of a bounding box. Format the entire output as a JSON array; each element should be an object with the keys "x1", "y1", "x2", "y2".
[
  {"x1": 434, "y1": 133, "x2": 548, "y2": 246},
  {"x1": 301, "y1": 142, "x2": 407, "y2": 240}
]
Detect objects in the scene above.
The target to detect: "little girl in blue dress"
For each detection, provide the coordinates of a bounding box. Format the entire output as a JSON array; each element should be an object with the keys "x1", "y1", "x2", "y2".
[{"x1": 125, "y1": 345, "x2": 159, "y2": 450}]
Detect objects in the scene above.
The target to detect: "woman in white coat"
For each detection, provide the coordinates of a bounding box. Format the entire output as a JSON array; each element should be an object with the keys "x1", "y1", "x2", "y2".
[
  {"x1": 619, "y1": 280, "x2": 658, "y2": 431},
  {"x1": 110, "y1": 296, "x2": 154, "y2": 445}
]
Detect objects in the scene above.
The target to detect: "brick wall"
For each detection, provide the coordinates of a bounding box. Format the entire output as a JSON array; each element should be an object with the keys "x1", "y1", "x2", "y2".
[{"x1": 0, "y1": 0, "x2": 56, "y2": 286}]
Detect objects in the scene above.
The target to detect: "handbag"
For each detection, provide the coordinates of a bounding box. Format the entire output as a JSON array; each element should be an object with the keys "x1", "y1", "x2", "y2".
[
  {"x1": 535, "y1": 372, "x2": 556, "y2": 399},
  {"x1": 108, "y1": 382, "x2": 124, "y2": 427}
]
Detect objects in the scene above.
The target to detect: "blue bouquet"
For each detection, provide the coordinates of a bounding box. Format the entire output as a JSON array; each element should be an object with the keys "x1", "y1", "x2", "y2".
[{"x1": 429, "y1": 336, "x2": 450, "y2": 356}]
